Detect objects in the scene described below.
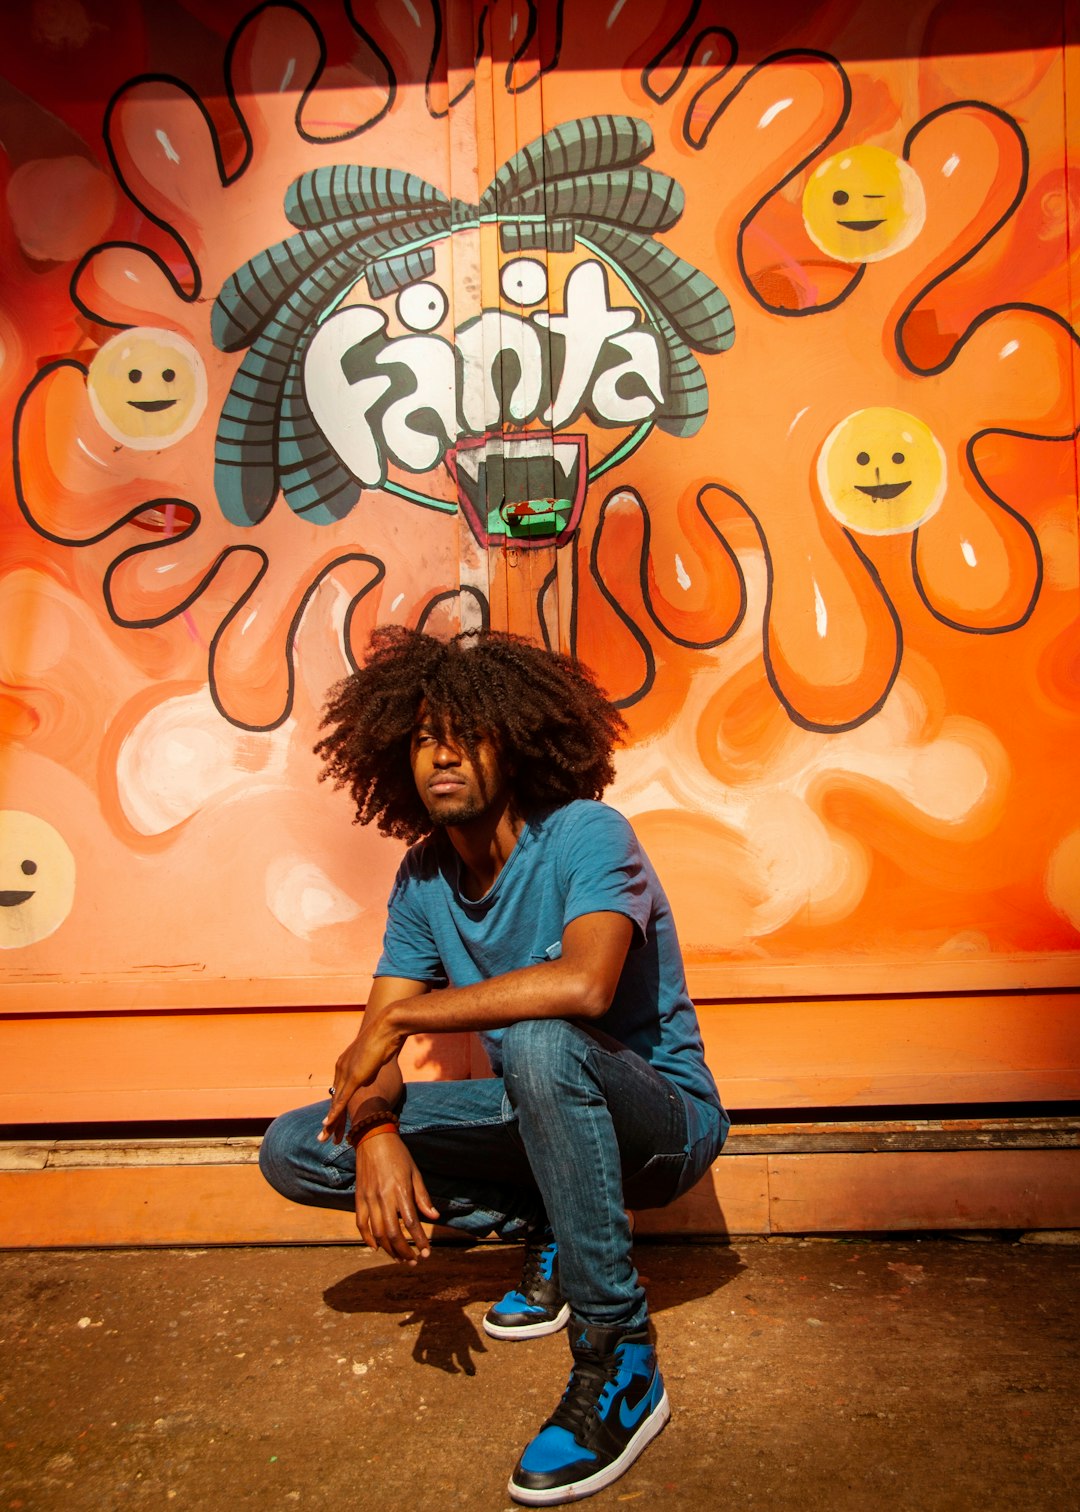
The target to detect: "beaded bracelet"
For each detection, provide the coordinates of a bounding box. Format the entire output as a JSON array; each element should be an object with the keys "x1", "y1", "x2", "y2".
[{"x1": 346, "y1": 1107, "x2": 400, "y2": 1149}]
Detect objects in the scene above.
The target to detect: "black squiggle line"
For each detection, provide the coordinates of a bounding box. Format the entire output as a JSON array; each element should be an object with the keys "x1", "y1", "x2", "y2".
[
  {"x1": 506, "y1": 0, "x2": 538, "y2": 85},
  {"x1": 71, "y1": 242, "x2": 198, "y2": 329},
  {"x1": 506, "y1": 0, "x2": 565, "y2": 94},
  {"x1": 611, "y1": 484, "x2": 746, "y2": 649},
  {"x1": 536, "y1": 562, "x2": 559, "y2": 653},
  {"x1": 416, "y1": 586, "x2": 491, "y2": 642},
  {"x1": 338, "y1": 0, "x2": 398, "y2": 139},
  {"x1": 713, "y1": 50, "x2": 863, "y2": 318},
  {"x1": 908, "y1": 420, "x2": 1071, "y2": 635},
  {"x1": 677, "y1": 484, "x2": 749, "y2": 646},
  {"x1": 208, "y1": 550, "x2": 385, "y2": 731},
  {"x1": 733, "y1": 490, "x2": 903, "y2": 733},
  {"x1": 896, "y1": 101, "x2": 1032, "y2": 376},
  {"x1": 568, "y1": 533, "x2": 581, "y2": 659},
  {"x1": 12, "y1": 362, "x2": 205, "y2": 549},
  {"x1": 677, "y1": 32, "x2": 740, "y2": 148},
  {"x1": 101, "y1": 74, "x2": 222, "y2": 302},
  {"x1": 642, "y1": 2, "x2": 736, "y2": 106},
  {"x1": 589, "y1": 490, "x2": 657, "y2": 707},
  {"x1": 425, "y1": 0, "x2": 478, "y2": 120},
  {"x1": 103, "y1": 539, "x2": 257, "y2": 631},
  {"x1": 222, "y1": 2, "x2": 397, "y2": 158}
]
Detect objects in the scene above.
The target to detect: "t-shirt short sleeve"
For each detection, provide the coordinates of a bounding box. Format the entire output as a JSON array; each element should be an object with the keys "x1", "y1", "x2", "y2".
[
  {"x1": 375, "y1": 853, "x2": 447, "y2": 985},
  {"x1": 558, "y1": 803, "x2": 651, "y2": 947}
]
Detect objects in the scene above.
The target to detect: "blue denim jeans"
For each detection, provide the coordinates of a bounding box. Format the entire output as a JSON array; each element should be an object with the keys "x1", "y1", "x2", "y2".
[{"x1": 259, "y1": 1018, "x2": 728, "y2": 1331}]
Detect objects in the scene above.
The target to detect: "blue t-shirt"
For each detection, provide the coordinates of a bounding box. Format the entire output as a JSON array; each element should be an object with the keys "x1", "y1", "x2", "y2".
[{"x1": 375, "y1": 798, "x2": 722, "y2": 1114}]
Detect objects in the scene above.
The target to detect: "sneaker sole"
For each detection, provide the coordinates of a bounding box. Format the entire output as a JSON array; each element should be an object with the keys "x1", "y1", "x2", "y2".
[
  {"x1": 506, "y1": 1390, "x2": 670, "y2": 1505},
  {"x1": 483, "y1": 1302, "x2": 571, "y2": 1341}
]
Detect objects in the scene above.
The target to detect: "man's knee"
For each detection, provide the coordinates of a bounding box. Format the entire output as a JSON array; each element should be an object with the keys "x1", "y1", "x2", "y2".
[
  {"x1": 501, "y1": 1018, "x2": 591, "y2": 1107},
  {"x1": 259, "y1": 1105, "x2": 316, "y2": 1201}
]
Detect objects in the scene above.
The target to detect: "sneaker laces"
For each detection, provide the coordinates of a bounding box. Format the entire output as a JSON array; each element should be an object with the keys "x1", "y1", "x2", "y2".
[
  {"x1": 519, "y1": 1235, "x2": 555, "y2": 1298},
  {"x1": 547, "y1": 1355, "x2": 618, "y2": 1439}
]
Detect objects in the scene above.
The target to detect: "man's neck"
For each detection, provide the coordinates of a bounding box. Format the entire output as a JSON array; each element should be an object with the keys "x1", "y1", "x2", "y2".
[{"x1": 445, "y1": 797, "x2": 524, "y2": 901}]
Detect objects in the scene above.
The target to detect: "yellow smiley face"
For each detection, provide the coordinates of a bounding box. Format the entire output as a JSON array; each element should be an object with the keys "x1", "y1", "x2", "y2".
[
  {"x1": 802, "y1": 146, "x2": 926, "y2": 264},
  {"x1": 88, "y1": 327, "x2": 207, "y2": 448},
  {"x1": 0, "y1": 811, "x2": 76, "y2": 949},
  {"x1": 817, "y1": 408, "x2": 947, "y2": 535}
]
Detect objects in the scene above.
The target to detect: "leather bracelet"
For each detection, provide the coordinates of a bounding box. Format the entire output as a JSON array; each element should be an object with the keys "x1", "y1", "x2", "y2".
[
  {"x1": 356, "y1": 1121, "x2": 399, "y2": 1147},
  {"x1": 346, "y1": 1108, "x2": 400, "y2": 1148}
]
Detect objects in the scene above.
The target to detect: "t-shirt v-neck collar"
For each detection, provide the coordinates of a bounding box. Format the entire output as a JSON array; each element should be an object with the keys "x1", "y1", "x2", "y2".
[{"x1": 442, "y1": 817, "x2": 533, "y2": 910}]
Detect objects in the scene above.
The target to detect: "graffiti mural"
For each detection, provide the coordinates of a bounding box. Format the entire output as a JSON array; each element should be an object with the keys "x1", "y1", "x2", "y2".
[{"x1": 1, "y1": 0, "x2": 1078, "y2": 999}]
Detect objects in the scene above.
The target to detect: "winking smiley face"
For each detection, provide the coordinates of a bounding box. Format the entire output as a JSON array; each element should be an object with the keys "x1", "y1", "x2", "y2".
[{"x1": 802, "y1": 145, "x2": 926, "y2": 264}]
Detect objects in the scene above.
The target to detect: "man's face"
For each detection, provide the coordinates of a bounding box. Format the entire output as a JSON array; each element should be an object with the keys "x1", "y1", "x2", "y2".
[{"x1": 410, "y1": 714, "x2": 508, "y2": 829}]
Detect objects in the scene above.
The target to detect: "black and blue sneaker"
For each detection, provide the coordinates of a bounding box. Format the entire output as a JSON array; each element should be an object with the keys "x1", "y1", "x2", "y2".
[
  {"x1": 484, "y1": 1232, "x2": 571, "y2": 1340},
  {"x1": 507, "y1": 1320, "x2": 670, "y2": 1505}
]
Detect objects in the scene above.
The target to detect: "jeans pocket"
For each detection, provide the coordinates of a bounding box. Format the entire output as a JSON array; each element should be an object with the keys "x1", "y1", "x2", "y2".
[{"x1": 622, "y1": 1151, "x2": 687, "y2": 1210}]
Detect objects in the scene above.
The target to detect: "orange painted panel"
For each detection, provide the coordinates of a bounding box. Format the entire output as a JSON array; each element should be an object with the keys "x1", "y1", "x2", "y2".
[
  {"x1": 1, "y1": 1012, "x2": 474, "y2": 1123},
  {"x1": 699, "y1": 992, "x2": 1080, "y2": 1107},
  {"x1": 768, "y1": 1149, "x2": 1080, "y2": 1231},
  {"x1": 5, "y1": 1146, "x2": 1077, "y2": 1247},
  {"x1": 0, "y1": 1152, "x2": 770, "y2": 1246},
  {"x1": 3, "y1": 993, "x2": 1078, "y2": 1125}
]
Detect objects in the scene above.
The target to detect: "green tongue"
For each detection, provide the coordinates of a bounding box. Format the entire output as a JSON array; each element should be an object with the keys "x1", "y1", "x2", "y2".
[{"x1": 488, "y1": 500, "x2": 573, "y2": 540}]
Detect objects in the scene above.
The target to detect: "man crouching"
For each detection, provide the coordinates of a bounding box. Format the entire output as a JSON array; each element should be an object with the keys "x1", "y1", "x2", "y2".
[{"x1": 259, "y1": 626, "x2": 728, "y2": 1504}]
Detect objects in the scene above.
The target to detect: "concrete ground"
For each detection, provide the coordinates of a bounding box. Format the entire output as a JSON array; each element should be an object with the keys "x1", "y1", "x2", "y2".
[{"x1": 1, "y1": 1236, "x2": 1078, "y2": 1512}]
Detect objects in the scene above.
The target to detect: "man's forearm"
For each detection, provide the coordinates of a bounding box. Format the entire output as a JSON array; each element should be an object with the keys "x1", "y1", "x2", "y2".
[
  {"x1": 382, "y1": 961, "x2": 591, "y2": 1042},
  {"x1": 346, "y1": 1061, "x2": 403, "y2": 1122}
]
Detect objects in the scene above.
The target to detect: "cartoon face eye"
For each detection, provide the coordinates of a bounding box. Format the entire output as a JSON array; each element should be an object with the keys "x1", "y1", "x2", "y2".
[
  {"x1": 21, "y1": 859, "x2": 37, "y2": 876},
  {"x1": 396, "y1": 281, "x2": 448, "y2": 333},
  {"x1": 857, "y1": 451, "x2": 870, "y2": 465},
  {"x1": 832, "y1": 190, "x2": 850, "y2": 206},
  {"x1": 500, "y1": 258, "x2": 548, "y2": 307},
  {"x1": 129, "y1": 369, "x2": 142, "y2": 383},
  {"x1": 892, "y1": 451, "x2": 905, "y2": 464}
]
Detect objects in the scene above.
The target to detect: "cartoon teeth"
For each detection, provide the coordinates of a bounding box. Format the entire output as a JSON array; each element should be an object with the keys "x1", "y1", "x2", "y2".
[{"x1": 449, "y1": 434, "x2": 587, "y2": 544}]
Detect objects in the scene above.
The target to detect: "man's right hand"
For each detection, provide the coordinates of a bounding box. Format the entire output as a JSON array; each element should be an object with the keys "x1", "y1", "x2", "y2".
[{"x1": 354, "y1": 1130, "x2": 440, "y2": 1265}]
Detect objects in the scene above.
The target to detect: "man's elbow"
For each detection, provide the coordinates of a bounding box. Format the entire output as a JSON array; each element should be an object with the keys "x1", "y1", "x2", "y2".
[{"x1": 568, "y1": 972, "x2": 616, "y2": 1021}]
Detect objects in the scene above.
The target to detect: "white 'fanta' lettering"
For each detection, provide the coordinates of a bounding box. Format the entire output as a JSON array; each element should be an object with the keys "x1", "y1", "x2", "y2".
[
  {"x1": 303, "y1": 261, "x2": 666, "y2": 487},
  {"x1": 537, "y1": 261, "x2": 637, "y2": 428},
  {"x1": 304, "y1": 306, "x2": 390, "y2": 486},
  {"x1": 455, "y1": 311, "x2": 545, "y2": 434},
  {"x1": 376, "y1": 335, "x2": 457, "y2": 471},
  {"x1": 590, "y1": 329, "x2": 665, "y2": 424}
]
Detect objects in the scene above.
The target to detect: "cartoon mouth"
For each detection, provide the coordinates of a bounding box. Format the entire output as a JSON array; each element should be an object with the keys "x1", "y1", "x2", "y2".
[
  {"x1": 854, "y1": 481, "x2": 911, "y2": 500},
  {"x1": 0, "y1": 890, "x2": 34, "y2": 907},
  {"x1": 128, "y1": 399, "x2": 177, "y2": 412},
  {"x1": 837, "y1": 219, "x2": 887, "y2": 232},
  {"x1": 445, "y1": 432, "x2": 588, "y2": 549}
]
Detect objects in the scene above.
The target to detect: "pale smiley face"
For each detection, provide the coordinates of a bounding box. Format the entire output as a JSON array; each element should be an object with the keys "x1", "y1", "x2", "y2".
[
  {"x1": 817, "y1": 408, "x2": 947, "y2": 535},
  {"x1": 0, "y1": 811, "x2": 76, "y2": 948},
  {"x1": 802, "y1": 146, "x2": 926, "y2": 264},
  {"x1": 88, "y1": 327, "x2": 207, "y2": 448}
]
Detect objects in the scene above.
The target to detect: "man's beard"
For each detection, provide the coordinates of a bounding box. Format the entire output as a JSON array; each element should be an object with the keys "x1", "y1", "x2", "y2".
[{"x1": 426, "y1": 789, "x2": 494, "y2": 828}]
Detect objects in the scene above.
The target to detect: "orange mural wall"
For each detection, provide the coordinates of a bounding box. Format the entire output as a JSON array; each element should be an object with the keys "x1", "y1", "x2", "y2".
[{"x1": 1, "y1": 0, "x2": 1078, "y2": 1125}]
